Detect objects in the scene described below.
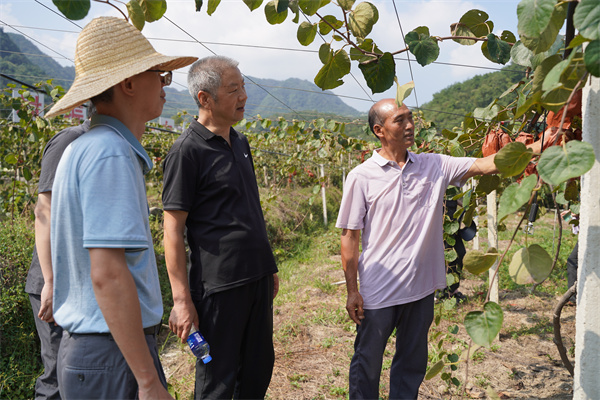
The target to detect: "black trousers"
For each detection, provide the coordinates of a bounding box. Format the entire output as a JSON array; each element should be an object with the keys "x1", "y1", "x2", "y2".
[
  {"x1": 193, "y1": 275, "x2": 275, "y2": 399},
  {"x1": 349, "y1": 293, "x2": 435, "y2": 400},
  {"x1": 29, "y1": 293, "x2": 63, "y2": 400}
]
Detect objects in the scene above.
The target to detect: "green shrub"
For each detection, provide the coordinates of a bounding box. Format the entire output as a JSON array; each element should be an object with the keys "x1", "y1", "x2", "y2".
[{"x1": 0, "y1": 216, "x2": 38, "y2": 399}]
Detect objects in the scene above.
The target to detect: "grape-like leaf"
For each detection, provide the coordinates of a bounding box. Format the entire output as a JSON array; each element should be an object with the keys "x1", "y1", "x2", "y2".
[
  {"x1": 537, "y1": 140, "x2": 596, "y2": 186},
  {"x1": 497, "y1": 174, "x2": 537, "y2": 221},
  {"x1": 465, "y1": 302, "x2": 503, "y2": 347},
  {"x1": 509, "y1": 244, "x2": 553, "y2": 284}
]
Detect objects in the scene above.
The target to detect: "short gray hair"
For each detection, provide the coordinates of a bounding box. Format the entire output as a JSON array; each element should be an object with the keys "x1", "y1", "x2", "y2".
[{"x1": 187, "y1": 56, "x2": 239, "y2": 108}]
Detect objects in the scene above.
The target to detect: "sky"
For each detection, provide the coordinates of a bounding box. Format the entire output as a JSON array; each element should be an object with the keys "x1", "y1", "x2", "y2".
[{"x1": 0, "y1": 0, "x2": 523, "y2": 114}]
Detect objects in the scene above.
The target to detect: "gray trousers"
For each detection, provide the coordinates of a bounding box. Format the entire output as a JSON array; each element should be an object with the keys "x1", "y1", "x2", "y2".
[
  {"x1": 349, "y1": 293, "x2": 435, "y2": 400},
  {"x1": 57, "y1": 329, "x2": 167, "y2": 399},
  {"x1": 29, "y1": 293, "x2": 63, "y2": 400}
]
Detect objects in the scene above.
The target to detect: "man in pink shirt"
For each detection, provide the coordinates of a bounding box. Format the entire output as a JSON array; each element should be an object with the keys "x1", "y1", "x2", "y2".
[{"x1": 336, "y1": 98, "x2": 511, "y2": 399}]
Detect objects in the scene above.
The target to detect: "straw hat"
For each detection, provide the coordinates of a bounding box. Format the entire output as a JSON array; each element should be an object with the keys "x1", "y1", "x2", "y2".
[{"x1": 46, "y1": 16, "x2": 198, "y2": 118}]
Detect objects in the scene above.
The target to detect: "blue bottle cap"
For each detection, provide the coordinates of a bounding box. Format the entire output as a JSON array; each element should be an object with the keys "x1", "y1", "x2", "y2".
[{"x1": 202, "y1": 354, "x2": 212, "y2": 364}]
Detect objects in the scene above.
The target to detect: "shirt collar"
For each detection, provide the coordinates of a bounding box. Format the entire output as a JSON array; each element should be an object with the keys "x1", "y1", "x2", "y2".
[
  {"x1": 190, "y1": 120, "x2": 239, "y2": 143},
  {"x1": 90, "y1": 114, "x2": 153, "y2": 174},
  {"x1": 371, "y1": 149, "x2": 415, "y2": 167}
]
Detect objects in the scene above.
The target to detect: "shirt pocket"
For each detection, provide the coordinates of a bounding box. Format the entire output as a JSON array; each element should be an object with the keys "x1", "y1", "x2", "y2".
[{"x1": 416, "y1": 181, "x2": 434, "y2": 208}]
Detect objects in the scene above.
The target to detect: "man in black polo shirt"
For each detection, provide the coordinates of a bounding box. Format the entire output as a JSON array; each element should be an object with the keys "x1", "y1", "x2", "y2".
[{"x1": 162, "y1": 55, "x2": 279, "y2": 399}]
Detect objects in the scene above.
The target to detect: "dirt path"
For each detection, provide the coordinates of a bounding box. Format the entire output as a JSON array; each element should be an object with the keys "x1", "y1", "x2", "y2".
[{"x1": 160, "y1": 255, "x2": 576, "y2": 399}]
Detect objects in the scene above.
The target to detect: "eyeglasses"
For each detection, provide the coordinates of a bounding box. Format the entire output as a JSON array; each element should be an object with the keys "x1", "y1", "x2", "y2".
[{"x1": 148, "y1": 70, "x2": 172, "y2": 86}]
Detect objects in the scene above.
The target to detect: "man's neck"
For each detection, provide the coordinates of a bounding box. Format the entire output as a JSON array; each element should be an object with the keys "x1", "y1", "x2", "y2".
[
  {"x1": 378, "y1": 147, "x2": 409, "y2": 167},
  {"x1": 95, "y1": 107, "x2": 145, "y2": 141},
  {"x1": 197, "y1": 114, "x2": 232, "y2": 145}
]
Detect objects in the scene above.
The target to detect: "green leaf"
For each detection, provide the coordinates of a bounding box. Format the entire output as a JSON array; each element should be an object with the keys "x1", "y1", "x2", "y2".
[
  {"x1": 450, "y1": 22, "x2": 477, "y2": 46},
  {"x1": 532, "y1": 54, "x2": 562, "y2": 93},
  {"x1": 312, "y1": 184, "x2": 321, "y2": 194},
  {"x1": 276, "y1": 0, "x2": 288, "y2": 13},
  {"x1": 541, "y1": 51, "x2": 587, "y2": 111},
  {"x1": 538, "y1": 140, "x2": 596, "y2": 186},
  {"x1": 23, "y1": 166, "x2": 32, "y2": 181},
  {"x1": 460, "y1": 9, "x2": 492, "y2": 37},
  {"x1": 482, "y1": 34, "x2": 511, "y2": 64},
  {"x1": 339, "y1": 0, "x2": 355, "y2": 11},
  {"x1": 348, "y1": 2, "x2": 379, "y2": 39},
  {"x1": 265, "y1": 0, "x2": 288, "y2": 24},
  {"x1": 139, "y1": 0, "x2": 167, "y2": 22},
  {"x1": 509, "y1": 244, "x2": 553, "y2": 284},
  {"x1": 4, "y1": 154, "x2": 18, "y2": 165},
  {"x1": 495, "y1": 142, "x2": 534, "y2": 178},
  {"x1": 395, "y1": 79, "x2": 414, "y2": 106},
  {"x1": 405, "y1": 27, "x2": 440, "y2": 67},
  {"x1": 358, "y1": 52, "x2": 395, "y2": 94},
  {"x1": 473, "y1": 102, "x2": 500, "y2": 121},
  {"x1": 463, "y1": 250, "x2": 498, "y2": 275},
  {"x1": 497, "y1": 174, "x2": 537, "y2": 221},
  {"x1": 207, "y1": 0, "x2": 221, "y2": 15},
  {"x1": 297, "y1": 22, "x2": 317, "y2": 46},
  {"x1": 127, "y1": 0, "x2": 146, "y2": 30},
  {"x1": 500, "y1": 30, "x2": 517, "y2": 44},
  {"x1": 319, "y1": 15, "x2": 343, "y2": 35},
  {"x1": 350, "y1": 38, "x2": 382, "y2": 62},
  {"x1": 314, "y1": 48, "x2": 351, "y2": 90},
  {"x1": 425, "y1": 360, "x2": 445, "y2": 380},
  {"x1": 475, "y1": 174, "x2": 500, "y2": 195},
  {"x1": 52, "y1": 0, "x2": 90, "y2": 20},
  {"x1": 319, "y1": 43, "x2": 332, "y2": 64},
  {"x1": 519, "y1": 0, "x2": 566, "y2": 53},
  {"x1": 464, "y1": 302, "x2": 503, "y2": 347},
  {"x1": 242, "y1": 0, "x2": 263, "y2": 11},
  {"x1": 573, "y1": 0, "x2": 600, "y2": 41},
  {"x1": 584, "y1": 40, "x2": 600, "y2": 77},
  {"x1": 510, "y1": 41, "x2": 534, "y2": 67},
  {"x1": 195, "y1": 0, "x2": 202, "y2": 11},
  {"x1": 299, "y1": 0, "x2": 321, "y2": 15}
]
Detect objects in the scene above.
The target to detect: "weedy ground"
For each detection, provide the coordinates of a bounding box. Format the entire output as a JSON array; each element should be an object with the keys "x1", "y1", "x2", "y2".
[{"x1": 159, "y1": 208, "x2": 578, "y2": 399}]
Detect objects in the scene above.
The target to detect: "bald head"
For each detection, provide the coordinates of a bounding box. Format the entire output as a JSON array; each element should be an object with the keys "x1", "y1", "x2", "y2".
[{"x1": 368, "y1": 99, "x2": 409, "y2": 139}]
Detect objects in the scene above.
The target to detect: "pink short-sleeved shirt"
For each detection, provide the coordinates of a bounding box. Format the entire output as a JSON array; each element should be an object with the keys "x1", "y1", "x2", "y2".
[{"x1": 336, "y1": 149, "x2": 475, "y2": 309}]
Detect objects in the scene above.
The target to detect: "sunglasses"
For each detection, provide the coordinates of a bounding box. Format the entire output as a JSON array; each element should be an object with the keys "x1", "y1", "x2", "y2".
[{"x1": 148, "y1": 70, "x2": 172, "y2": 86}]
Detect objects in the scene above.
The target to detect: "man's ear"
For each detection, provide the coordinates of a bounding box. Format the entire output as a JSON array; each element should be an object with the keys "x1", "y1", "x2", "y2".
[
  {"x1": 118, "y1": 77, "x2": 136, "y2": 97},
  {"x1": 373, "y1": 124, "x2": 384, "y2": 139},
  {"x1": 197, "y1": 91, "x2": 212, "y2": 109}
]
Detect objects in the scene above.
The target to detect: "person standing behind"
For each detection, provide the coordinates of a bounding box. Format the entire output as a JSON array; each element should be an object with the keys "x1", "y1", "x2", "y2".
[
  {"x1": 25, "y1": 103, "x2": 94, "y2": 399},
  {"x1": 336, "y1": 98, "x2": 540, "y2": 400},
  {"x1": 162, "y1": 55, "x2": 279, "y2": 399},
  {"x1": 45, "y1": 16, "x2": 196, "y2": 399}
]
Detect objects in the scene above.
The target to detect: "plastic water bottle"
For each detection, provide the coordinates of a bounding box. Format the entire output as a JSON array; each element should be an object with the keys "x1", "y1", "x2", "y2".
[{"x1": 187, "y1": 324, "x2": 212, "y2": 364}]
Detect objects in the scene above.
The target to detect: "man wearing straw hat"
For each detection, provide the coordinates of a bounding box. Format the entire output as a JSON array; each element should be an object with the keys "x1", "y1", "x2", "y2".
[{"x1": 45, "y1": 16, "x2": 196, "y2": 399}]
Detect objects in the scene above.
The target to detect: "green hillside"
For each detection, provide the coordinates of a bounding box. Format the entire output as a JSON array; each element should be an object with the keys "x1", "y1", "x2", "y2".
[
  {"x1": 0, "y1": 29, "x2": 49, "y2": 89},
  {"x1": 421, "y1": 65, "x2": 528, "y2": 131},
  {"x1": 1, "y1": 30, "x2": 361, "y2": 121}
]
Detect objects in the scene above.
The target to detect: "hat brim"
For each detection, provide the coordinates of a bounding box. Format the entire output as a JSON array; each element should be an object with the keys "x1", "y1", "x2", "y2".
[{"x1": 46, "y1": 53, "x2": 197, "y2": 119}]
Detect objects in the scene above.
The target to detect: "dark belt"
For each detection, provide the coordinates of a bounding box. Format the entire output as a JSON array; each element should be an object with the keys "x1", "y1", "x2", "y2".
[{"x1": 69, "y1": 324, "x2": 161, "y2": 339}]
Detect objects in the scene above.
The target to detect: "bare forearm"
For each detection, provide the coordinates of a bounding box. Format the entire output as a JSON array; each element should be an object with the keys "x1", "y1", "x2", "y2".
[
  {"x1": 163, "y1": 214, "x2": 192, "y2": 304},
  {"x1": 34, "y1": 192, "x2": 53, "y2": 284},
  {"x1": 89, "y1": 248, "x2": 160, "y2": 389},
  {"x1": 341, "y1": 229, "x2": 360, "y2": 294}
]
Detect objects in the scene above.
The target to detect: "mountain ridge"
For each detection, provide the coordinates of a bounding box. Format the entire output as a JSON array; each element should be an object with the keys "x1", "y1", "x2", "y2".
[{"x1": 0, "y1": 29, "x2": 361, "y2": 119}]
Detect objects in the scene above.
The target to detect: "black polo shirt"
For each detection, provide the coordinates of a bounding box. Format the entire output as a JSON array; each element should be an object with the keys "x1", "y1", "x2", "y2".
[{"x1": 162, "y1": 120, "x2": 277, "y2": 297}]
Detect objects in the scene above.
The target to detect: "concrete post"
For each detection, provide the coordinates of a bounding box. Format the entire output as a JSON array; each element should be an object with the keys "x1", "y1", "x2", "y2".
[
  {"x1": 320, "y1": 164, "x2": 328, "y2": 225},
  {"x1": 573, "y1": 75, "x2": 600, "y2": 399},
  {"x1": 487, "y1": 190, "x2": 499, "y2": 303}
]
